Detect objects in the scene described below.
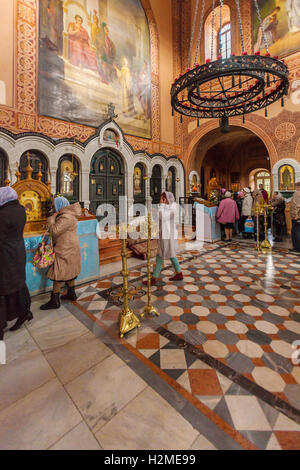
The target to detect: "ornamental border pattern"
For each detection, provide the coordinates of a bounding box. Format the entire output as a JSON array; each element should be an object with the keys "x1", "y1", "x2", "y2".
[{"x1": 0, "y1": 0, "x2": 182, "y2": 155}]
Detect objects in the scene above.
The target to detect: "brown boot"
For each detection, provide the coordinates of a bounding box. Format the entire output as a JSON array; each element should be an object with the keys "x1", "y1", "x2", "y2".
[
  {"x1": 142, "y1": 277, "x2": 157, "y2": 286},
  {"x1": 169, "y1": 272, "x2": 183, "y2": 281}
]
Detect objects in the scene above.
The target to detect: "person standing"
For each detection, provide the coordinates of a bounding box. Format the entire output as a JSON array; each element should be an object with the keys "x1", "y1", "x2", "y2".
[
  {"x1": 216, "y1": 191, "x2": 240, "y2": 242},
  {"x1": 271, "y1": 192, "x2": 286, "y2": 242},
  {"x1": 259, "y1": 184, "x2": 269, "y2": 204},
  {"x1": 143, "y1": 192, "x2": 182, "y2": 286},
  {"x1": 0, "y1": 187, "x2": 33, "y2": 339},
  {"x1": 241, "y1": 187, "x2": 253, "y2": 237},
  {"x1": 290, "y1": 181, "x2": 300, "y2": 252},
  {"x1": 40, "y1": 196, "x2": 82, "y2": 310}
]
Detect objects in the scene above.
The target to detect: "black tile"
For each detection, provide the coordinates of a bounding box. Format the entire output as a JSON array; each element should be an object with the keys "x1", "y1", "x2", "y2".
[
  {"x1": 278, "y1": 329, "x2": 300, "y2": 344},
  {"x1": 262, "y1": 352, "x2": 293, "y2": 374},
  {"x1": 246, "y1": 330, "x2": 272, "y2": 345}
]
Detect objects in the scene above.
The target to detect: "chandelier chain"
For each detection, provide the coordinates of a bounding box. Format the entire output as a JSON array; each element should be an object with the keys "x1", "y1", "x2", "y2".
[
  {"x1": 219, "y1": 0, "x2": 224, "y2": 58},
  {"x1": 187, "y1": 0, "x2": 200, "y2": 69},
  {"x1": 235, "y1": 0, "x2": 245, "y2": 53},
  {"x1": 211, "y1": 0, "x2": 216, "y2": 61},
  {"x1": 253, "y1": 0, "x2": 269, "y2": 53},
  {"x1": 194, "y1": 0, "x2": 206, "y2": 66}
]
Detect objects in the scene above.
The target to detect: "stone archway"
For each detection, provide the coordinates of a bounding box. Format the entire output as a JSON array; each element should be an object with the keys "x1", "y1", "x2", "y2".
[
  {"x1": 184, "y1": 118, "x2": 278, "y2": 183},
  {"x1": 185, "y1": 123, "x2": 272, "y2": 195}
]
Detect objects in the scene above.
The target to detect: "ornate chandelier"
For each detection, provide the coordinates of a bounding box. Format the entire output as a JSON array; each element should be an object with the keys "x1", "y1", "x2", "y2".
[{"x1": 170, "y1": 0, "x2": 289, "y2": 132}]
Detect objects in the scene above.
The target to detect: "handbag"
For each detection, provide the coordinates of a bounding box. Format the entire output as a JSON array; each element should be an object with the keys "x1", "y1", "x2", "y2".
[
  {"x1": 244, "y1": 218, "x2": 254, "y2": 233},
  {"x1": 32, "y1": 232, "x2": 55, "y2": 269}
]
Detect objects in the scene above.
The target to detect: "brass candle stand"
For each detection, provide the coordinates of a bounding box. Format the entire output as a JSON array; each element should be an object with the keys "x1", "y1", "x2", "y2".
[
  {"x1": 260, "y1": 203, "x2": 272, "y2": 253},
  {"x1": 141, "y1": 213, "x2": 160, "y2": 318},
  {"x1": 119, "y1": 225, "x2": 141, "y2": 338},
  {"x1": 255, "y1": 205, "x2": 261, "y2": 252}
]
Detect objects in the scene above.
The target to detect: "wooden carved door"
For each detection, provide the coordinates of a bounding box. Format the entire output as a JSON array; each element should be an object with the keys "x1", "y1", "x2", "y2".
[{"x1": 90, "y1": 149, "x2": 125, "y2": 224}]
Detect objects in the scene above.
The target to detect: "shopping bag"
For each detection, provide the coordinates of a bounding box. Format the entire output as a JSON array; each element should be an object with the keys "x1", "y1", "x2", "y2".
[
  {"x1": 32, "y1": 233, "x2": 55, "y2": 269},
  {"x1": 244, "y1": 218, "x2": 254, "y2": 233}
]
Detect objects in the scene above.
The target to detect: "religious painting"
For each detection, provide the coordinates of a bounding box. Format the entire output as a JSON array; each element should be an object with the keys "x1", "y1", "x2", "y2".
[
  {"x1": 103, "y1": 129, "x2": 118, "y2": 143},
  {"x1": 279, "y1": 164, "x2": 295, "y2": 190},
  {"x1": 134, "y1": 166, "x2": 142, "y2": 195},
  {"x1": 0, "y1": 0, "x2": 14, "y2": 107},
  {"x1": 253, "y1": 0, "x2": 300, "y2": 57},
  {"x1": 97, "y1": 184, "x2": 103, "y2": 195},
  {"x1": 38, "y1": 0, "x2": 151, "y2": 138},
  {"x1": 167, "y1": 170, "x2": 174, "y2": 192},
  {"x1": 60, "y1": 160, "x2": 74, "y2": 196}
]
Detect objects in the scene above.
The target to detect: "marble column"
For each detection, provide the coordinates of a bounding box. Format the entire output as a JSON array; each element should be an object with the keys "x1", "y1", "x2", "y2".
[
  {"x1": 50, "y1": 167, "x2": 57, "y2": 195},
  {"x1": 81, "y1": 170, "x2": 90, "y2": 209}
]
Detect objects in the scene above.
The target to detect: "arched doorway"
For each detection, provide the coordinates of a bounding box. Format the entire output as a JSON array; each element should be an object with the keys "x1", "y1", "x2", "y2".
[
  {"x1": 189, "y1": 126, "x2": 271, "y2": 197},
  {"x1": 150, "y1": 164, "x2": 162, "y2": 204},
  {"x1": 0, "y1": 149, "x2": 8, "y2": 187},
  {"x1": 20, "y1": 151, "x2": 48, "y2": 184},
  {"x1": 89, "y1": 148, "x2": 125, "y2": 222},
  {"x1": 56, "y1": 154, "x2": 80, "y2": 203},
  {"x1": 255, "y1": 171, "x2": 271, "y2": 193}
]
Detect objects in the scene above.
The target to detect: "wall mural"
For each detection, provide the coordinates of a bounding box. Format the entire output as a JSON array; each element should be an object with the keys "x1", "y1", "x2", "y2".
[
  {"x1": 253, "y1": 0, "x2": 300, "y2": 57},
  {"x1": 38, "y1": 0, "x2": 151, "y2": 139}
]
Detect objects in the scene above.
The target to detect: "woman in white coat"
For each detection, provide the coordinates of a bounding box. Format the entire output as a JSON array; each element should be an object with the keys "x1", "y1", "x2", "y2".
[{"x1": 143, "y1": 191, "x2": 182, "y2": 286}]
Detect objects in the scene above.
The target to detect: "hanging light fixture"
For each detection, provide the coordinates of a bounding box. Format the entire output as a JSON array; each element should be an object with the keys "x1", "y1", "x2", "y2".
[{"x1": 170, "y1": 0, "x2": 289, "y2": 132}]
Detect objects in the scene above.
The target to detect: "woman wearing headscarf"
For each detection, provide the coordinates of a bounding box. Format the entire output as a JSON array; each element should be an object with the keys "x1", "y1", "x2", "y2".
[
  {"x1": 241, "y1": 187, "x2": 253, "y2": 238},
  {"x1": 0, "y1": 187, "x2": 33, "y2": 339},
  {"x1": 236, "y1": 191, "x2": 244, "y2": 235},
  {"x1": 216, "y1": 191, "x2": 240, "y2": 242},
  {"x1": 40, "y1": 196, "x2": 82, "y2": 310},
  {"x1": 143, "y1": 191, "x2": 182, "y2": 286},
  {"x1": 271, "y1": 192, "x2": 286, "y2": 242}
]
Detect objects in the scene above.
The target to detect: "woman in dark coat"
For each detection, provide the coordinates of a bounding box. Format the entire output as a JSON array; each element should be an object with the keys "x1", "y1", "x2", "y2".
[
  {"x1": 271, "y1": 193, "x2": 286, "y2": 242},
  {"x1": 0, "y1": 187, "x2": 33, "y2": 340}
]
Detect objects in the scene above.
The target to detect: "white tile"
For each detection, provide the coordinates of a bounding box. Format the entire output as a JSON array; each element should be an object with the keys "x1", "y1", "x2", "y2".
[{"x1": 225, "y1": 396, "x2": 271, "y2": 431}]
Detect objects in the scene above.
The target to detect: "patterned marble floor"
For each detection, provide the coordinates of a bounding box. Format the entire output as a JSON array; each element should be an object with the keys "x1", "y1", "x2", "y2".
[{"x1": 71, "y1": 241, "x2": 300, "y2": 450}]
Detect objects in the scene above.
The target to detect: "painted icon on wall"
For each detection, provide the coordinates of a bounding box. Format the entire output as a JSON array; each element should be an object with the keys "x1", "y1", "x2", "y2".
[
  {"x1": 60, "y1": 160, "x2": 74, "y2": 196},
  {"x1": 253, "y1": 0, "x2": 300, "y2": 57},
  {"x1": 96, "y1": 184, "x2": 103, "y2": 196},
  {"x1": 38, "y1": 0, "x2": 151, "y2": 138},
  {"x1": 134, "y1": 166, "x2": 142, "y2": 194},
  {"x1": 104, "y1": 129, "x2": 118, "y2": 143},
  {"x1": 279, "y1": 164, "x2": 295, "y2": 190}
]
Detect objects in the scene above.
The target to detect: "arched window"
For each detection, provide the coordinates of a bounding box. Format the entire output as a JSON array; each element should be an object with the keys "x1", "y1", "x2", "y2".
[
  {"x1": 133, "y1": 163, "x2": 146, "y2": 208},
  {"x1": 205, "y1": 5, "x2": 231, "y2": 61},
  {"x1": 255, "y1": 171, "x2": 271, "y2": 194},
  {"x1": 56, "y1": 154, "x2": 80, "y2": 203},
  {"x1": 20, "y1": 151, "x2": 48, "y2": 184},
  {"x1": 219, "y1": 23, "x2": 231, "y2": 59}
]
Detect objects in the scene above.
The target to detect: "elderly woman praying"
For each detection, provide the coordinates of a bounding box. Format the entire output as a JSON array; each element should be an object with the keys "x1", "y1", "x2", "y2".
[{"x1": 40, "y1": 196, "x2": 82, "y2": 310}]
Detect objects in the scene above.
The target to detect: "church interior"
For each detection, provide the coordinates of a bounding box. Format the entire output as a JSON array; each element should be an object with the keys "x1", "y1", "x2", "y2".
[{"x1": 0, "y1": 0, "x2": 300, "y2": 451}]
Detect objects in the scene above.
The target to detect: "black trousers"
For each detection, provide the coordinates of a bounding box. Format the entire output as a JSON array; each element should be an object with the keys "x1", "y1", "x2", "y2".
[
  {"x1": 0, "y1": 284, "x2": 31, "y2": 338},
  {"x1": 292, "y1": 220, "x2": 300, "y2": 252}
]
